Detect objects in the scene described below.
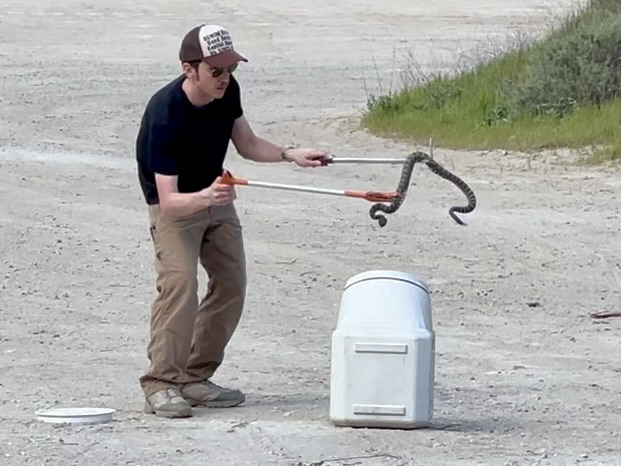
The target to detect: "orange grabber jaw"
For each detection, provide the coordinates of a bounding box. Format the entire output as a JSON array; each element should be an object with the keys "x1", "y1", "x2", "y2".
[
  {"x1": 220, "y1": 169, "x2": 247, "y2": 186},
  {"x1": 344, "y1": 190, "x2": 400, "y2": 202}
]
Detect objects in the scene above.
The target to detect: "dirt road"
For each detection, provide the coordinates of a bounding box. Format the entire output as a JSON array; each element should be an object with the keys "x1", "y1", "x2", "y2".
[{"x1": 1, "y1": 0, "x2": 619, "y2": 465}]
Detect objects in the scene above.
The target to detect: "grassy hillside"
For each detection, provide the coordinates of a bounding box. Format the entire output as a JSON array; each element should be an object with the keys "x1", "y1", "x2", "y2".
[{"x1": 362, "y1": 0, "x2": 621, "y2": 164}]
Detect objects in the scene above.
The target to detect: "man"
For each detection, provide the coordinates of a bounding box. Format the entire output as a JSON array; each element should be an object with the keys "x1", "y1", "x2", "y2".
[{"x1": 135, "y1": 23, "x2": 330, "y2": 418}]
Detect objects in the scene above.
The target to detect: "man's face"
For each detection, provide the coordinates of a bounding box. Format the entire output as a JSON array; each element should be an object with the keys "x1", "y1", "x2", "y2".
[{"x1": 187, "y1": 60, "x2": 238, "y2": 100}]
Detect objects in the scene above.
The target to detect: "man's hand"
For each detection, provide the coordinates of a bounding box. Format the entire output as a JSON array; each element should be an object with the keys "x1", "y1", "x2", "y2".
[
  {"x1": 284, "y1": 148, "x2": 331, "y2": 167},
  {"x1": 198, "y1": 176, "x2": 237, "y2": 206}
]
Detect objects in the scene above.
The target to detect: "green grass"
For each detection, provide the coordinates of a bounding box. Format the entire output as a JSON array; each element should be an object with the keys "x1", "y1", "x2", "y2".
[{"x1": 362, "y1": 0, "x2": 621, "y2": 164}]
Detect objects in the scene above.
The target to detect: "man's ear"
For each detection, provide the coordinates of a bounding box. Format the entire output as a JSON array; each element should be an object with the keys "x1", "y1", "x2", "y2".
[{"x1": 181, "y1": 61, "x2": 197, "y2": 80}]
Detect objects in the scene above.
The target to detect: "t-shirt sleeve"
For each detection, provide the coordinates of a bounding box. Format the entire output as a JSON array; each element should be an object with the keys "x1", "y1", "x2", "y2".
[
  {"x1": 145, "y1": 120, "x2": 179, "y2": 176},
  {"x1": 230, "y1": 77, "x2": 244, "y2": 120}
]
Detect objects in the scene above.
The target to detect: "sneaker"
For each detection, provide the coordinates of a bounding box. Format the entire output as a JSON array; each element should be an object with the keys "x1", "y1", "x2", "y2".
[
  {"x1": 181, "y1": 380, "x2": 245, "y2": 408},
  {"x1": 144, "y1": 387, "x2": 193, "y2": 418}
]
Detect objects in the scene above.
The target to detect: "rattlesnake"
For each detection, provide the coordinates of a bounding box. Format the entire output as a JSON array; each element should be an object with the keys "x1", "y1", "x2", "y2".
[{"x1": 369, "y1": 151, "x2": 477, "y2": 227}]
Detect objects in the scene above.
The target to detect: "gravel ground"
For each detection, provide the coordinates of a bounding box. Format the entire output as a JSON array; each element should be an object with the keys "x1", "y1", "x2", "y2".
[{"x1": 1, "y1": 0, "x2": 620, "y2": 465}]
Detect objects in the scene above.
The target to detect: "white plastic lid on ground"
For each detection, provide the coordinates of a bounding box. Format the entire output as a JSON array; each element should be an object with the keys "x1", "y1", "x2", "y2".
[{"x1": 35, "y1": 407, "x2": 116, "y2": 425}]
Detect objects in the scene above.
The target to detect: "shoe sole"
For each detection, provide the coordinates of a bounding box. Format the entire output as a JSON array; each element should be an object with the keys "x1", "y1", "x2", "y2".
[
  {"x1": 186, "y1": 395, "x2": 246, "y2": 408},
  {"x1": 144, "y1": 402, "x2": 193, "y2": 418}
]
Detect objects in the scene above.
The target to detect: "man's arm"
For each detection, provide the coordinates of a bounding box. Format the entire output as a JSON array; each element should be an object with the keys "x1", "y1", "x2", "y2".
[
  {"x1": 145, "y1": 121, "x2": 212, "y2": 218},
  {"x1": 231, "y1": 115, "x2": 289, "y2": 163},
  {"x1": 147, "y1": 121, "x2": 234, "y2": 218},
  {"x1": 231, "y1": 116, "x2": 331, "y2": 166},
  {"x1": 155, "y1": 174, "x2": 214, "y2": 219}
]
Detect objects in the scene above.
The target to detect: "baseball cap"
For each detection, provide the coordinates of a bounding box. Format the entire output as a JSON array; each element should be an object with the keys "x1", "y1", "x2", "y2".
[{"x1": 179, "y1": 24, "x2": 248, "y2": 68}]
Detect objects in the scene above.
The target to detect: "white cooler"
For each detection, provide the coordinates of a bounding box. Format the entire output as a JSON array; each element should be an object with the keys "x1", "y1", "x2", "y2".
[{"x1": 329, "y1": 270, "x2": 435, "y2": 429}]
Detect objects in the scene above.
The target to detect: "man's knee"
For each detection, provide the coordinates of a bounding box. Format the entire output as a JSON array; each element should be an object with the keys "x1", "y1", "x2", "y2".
[
  {"x1": 208, "y1": 265, "x2": 246, "y2": 301},
  {"x1": 156, "y1": 269, "x2": 200, "y2": 297}
]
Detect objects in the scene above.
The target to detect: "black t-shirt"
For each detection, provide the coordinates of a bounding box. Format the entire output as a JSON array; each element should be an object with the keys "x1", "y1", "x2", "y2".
[{"x1": 135, "y1": 74, "x2": 243, "y2": 205}]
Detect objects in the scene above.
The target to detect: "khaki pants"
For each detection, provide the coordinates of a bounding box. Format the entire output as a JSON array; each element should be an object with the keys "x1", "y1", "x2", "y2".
[{"x1": 139, "y1": 203, "x2": 247, "y2": 398}]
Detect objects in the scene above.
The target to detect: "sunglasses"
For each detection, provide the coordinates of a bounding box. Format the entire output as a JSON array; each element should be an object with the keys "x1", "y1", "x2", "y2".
[{"x1": 208, "y1": 62, "x2": 239, "y2": 78}]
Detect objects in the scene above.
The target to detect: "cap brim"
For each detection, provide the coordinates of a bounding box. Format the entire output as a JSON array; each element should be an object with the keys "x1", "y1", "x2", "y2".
[{"x1": 204, "y1": 50, "x2": 248, "y2": 68}]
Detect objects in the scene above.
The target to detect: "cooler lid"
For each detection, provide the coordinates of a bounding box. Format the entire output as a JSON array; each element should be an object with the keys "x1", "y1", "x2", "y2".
[{"x1": 344, "y1": 270, "x2": 429, "y2": 293}]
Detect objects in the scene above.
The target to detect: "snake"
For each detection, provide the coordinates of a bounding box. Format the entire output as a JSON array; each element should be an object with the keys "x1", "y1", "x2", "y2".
[{"x1": 369, "y1": 150, "x2": 477, "y2": 227}]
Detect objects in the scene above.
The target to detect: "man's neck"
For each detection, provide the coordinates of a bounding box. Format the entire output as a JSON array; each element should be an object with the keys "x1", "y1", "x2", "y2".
[{"x1": 182, "y1": 79, "x2": 214, "y2": 107}]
